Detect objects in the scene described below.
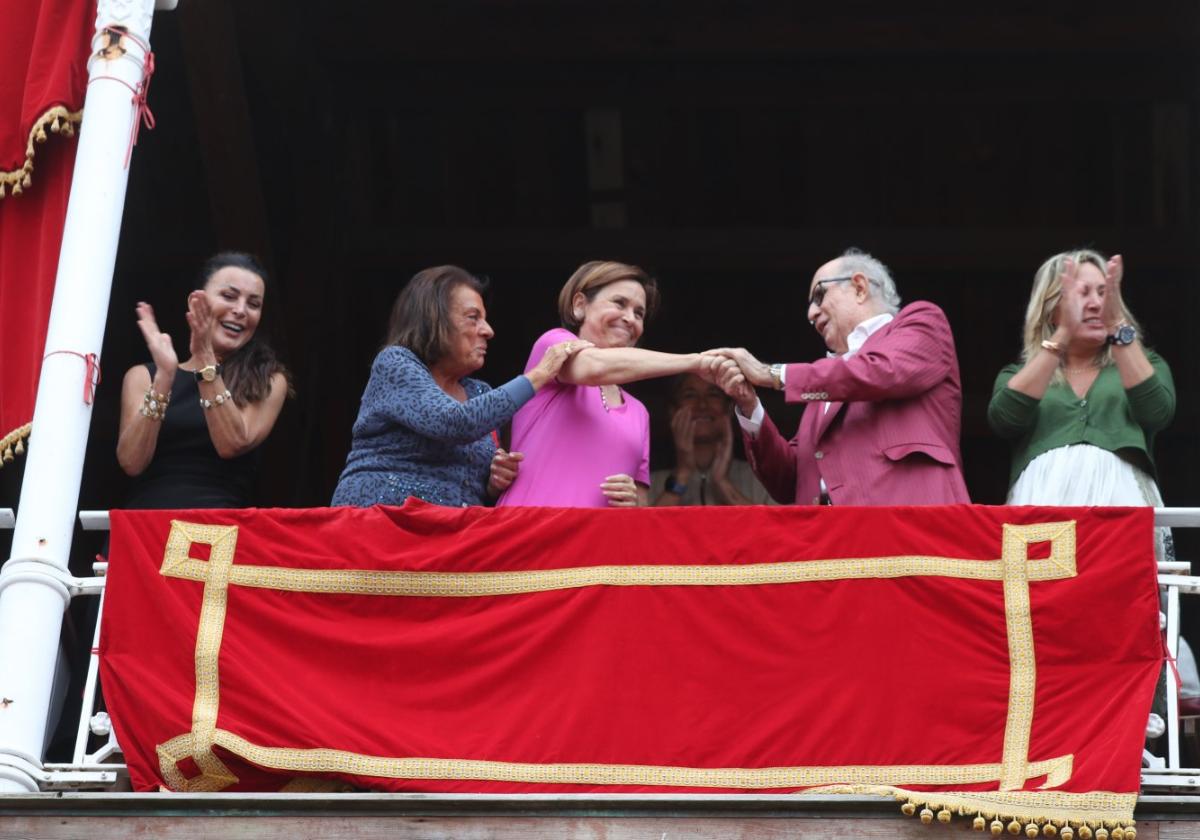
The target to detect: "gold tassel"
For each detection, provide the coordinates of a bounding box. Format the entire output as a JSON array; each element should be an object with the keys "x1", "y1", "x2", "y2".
[
  {"x1": 1095, "y1": 829, "x2": 1108, "y2": 840},
  {"x1": 1061, "y1": 828, "x2": 1074, "y2": 840},
  {"x1": 1044, "y1": 824, "x2": 1058, "y2": 837},
  {"x1": 1124, "y1": 828, "x2": 1136, "y2": 839},
  {"x1": 1078, "y1": 828, "x2": 1092, "y2": 840},
  {"x1": 901, "y1": 801, "x2": 916, "y2": 816},
  {"x1": 1026, "y1": 824, "x2": 1041, "y2": 838},
  {"x1": 973, "y1": 815, "x2": 987, "y2": 831},
  {"x1": 991, "y1": 820, "x2": 1005, "y2": 837},
  {"x1": 938, "y1": 808, "x2": 952, "y2": 823},
  {"x1": 0, "y1": 425, "x2": 31, "y2": 467},
  {"x1": 1, "y1": 107, "x2": 83, "y2": 202},
  {"x1": 1008, "y1": 821, "x2": 1023, "y2": 835},
  {"x1": 920, "y1": 807, "x2": 934, "y2": 825},
  {"x1": 1110, "y1": 830, "x2": 1124, "y2": 840}
]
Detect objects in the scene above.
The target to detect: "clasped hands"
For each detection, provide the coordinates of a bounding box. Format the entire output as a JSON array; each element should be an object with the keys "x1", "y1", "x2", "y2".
[{"x1": 697, "y1": 347, "x2": 774, "y2": 415}]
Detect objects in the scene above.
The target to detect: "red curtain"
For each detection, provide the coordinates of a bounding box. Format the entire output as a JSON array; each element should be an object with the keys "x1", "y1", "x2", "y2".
[
  {"x1": 0, "y1": 0, "x2": 95, "y2": 466},
  {"x1": 101, "y1": 502, "x2": 1157, "y2": 834}
]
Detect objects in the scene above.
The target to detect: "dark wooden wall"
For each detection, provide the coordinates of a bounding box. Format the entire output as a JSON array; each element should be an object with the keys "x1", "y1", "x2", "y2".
[
  {"x1": 72, "y1": 1, "x2": 1200, "y2": 511},
  {"x1": 6, "y1": 3, "x2": 1196, "y2": 545}
]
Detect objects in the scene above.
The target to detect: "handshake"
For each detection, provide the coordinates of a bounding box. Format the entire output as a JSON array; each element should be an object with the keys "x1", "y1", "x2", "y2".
[{"x1": 696, "y1": 347, "x2": 778, "y2": 416}]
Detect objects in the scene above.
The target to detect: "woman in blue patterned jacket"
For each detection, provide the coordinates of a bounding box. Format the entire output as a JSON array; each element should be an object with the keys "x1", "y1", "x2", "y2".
[{"x1": 331, "y1": 266, "x2": 588, "y2": 508}]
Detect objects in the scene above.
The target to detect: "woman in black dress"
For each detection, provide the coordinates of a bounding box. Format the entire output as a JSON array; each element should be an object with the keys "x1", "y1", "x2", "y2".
[{"x1": 116, "y1": 252, "x2": 291, "y2": 508}]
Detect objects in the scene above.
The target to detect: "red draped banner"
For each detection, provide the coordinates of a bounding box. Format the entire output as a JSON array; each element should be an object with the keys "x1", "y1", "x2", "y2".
[
  {"x1": 0, "y1": 0, "x2": 94, "y2": 466},
  {"x1": 101, "y1": 503, "x2": 1159, "y2": 834}
]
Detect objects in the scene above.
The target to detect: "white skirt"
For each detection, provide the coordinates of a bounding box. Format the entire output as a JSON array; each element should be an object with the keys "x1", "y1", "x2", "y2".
[
  {"x1": 1008, "y1": 443, "x2": 1172, "y2": 562},
  {"x1": 1009, "y1": 443, "x2": 1162, "y2": 508}
]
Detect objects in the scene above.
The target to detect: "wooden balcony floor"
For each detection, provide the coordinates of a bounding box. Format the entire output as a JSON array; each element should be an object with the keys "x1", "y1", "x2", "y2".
[{"x1": 1, "y1": 793, "x2": 1199, "y2": 839}]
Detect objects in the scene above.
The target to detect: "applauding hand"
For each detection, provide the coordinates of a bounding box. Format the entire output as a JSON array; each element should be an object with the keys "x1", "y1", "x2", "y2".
[
  {"x1": 135, "y1": 302, "x2": 178, "y2": 380},
  {"x1": 186, "y1": 290, "x2": 217, "y2": 364},
  {"x1": 1101, "y1": 254, "x2": 1126, "y2": 332}
]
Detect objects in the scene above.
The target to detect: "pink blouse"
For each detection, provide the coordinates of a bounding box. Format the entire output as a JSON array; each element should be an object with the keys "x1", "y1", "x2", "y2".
[{"x1": 497, "y1": 328, "x2": 650, "y2": 508}]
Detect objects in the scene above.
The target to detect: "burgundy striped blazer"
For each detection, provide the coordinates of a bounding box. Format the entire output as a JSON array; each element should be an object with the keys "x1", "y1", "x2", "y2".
[{"x1": 744, "y1": 301, "x2": 970, "y2": 506}]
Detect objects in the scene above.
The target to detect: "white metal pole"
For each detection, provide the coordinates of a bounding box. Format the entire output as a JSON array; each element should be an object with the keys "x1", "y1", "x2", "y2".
[{"x1": 0, "y1": 0, "x2": 159, "y2": 793}]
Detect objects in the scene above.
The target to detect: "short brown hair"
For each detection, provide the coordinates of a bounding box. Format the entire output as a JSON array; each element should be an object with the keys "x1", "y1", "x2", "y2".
[
  {"x1": 384, "y1": 266, "x2": 488, "y2": 365},
  {"x1": 557, "y1": 260, "x2": 659, "y2": 332}
]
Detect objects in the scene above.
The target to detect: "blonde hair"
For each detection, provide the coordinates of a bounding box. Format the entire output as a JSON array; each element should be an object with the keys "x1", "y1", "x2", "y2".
[
  {"x1": 557, "y1": 261, "x2": 659, "y2": 332},
  {"x1": 1021, "y1": 248, "x2": 1141, "y2": 376}
]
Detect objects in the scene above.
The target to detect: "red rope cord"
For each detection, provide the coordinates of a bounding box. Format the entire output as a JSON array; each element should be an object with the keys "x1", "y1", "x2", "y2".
[
  {"x1": 86, "y1": 25, "x2": 156, "y2": 168},
  {"x1": 43, "y1": 350, "x2": 102, "y2": 405}
]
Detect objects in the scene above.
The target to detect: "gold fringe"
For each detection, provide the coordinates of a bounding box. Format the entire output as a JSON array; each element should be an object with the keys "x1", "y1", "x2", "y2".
[
  {"x1": 0, "y1": 105, "x2": 83, "y2": 200},
  {"x1": 0, "y1": 422, "x2": 31, "y2": 467},
  {"x1": 803, "y1": 786, "x2": 1136, "y2": 839}
]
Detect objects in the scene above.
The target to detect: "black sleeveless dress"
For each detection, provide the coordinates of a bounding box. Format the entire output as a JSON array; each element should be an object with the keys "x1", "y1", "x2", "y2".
[{"x1": 122, "y1": 365, "x2": 260, "y2": 509}]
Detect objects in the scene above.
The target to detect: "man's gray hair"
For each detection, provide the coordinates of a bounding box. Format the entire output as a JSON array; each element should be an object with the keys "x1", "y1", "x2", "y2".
[{"x1": 837, "y1": 247, "x2": 901, "y2": 314}]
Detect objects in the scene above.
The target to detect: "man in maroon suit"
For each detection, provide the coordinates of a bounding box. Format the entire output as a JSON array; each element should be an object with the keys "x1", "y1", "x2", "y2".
[{"x1": 709, "y1": 248, "x2": 969, "y2": 505}]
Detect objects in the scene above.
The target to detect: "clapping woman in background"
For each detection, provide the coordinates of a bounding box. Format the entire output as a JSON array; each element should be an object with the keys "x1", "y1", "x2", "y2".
[
  {"x1": 116, "y1": 252, "x2": 291, "y2": 508},
  {"x1": 988, "y1": 249, "x2": 1197, "y2": 707}
]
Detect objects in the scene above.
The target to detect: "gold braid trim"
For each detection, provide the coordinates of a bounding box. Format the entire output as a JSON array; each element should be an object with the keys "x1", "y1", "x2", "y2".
[
  {"x1": 0, "y1": 105, "x2": 83, "y2": 199},
  {"x1": 811, "y1": 784, "x2": 1138, "y2": 837},
  {"x1": 0, "y1": 422, "x2": 31, "y2": 468},
  {"x1": 154, "y1": 517, "x2": 1140, "y2": 839}
]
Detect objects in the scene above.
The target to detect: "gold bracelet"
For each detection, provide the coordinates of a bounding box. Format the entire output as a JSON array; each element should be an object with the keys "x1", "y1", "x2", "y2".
[
  {"x1": 200, "y1": 389, "x2": 232, "y2": 411},
  {"x1": 139, "y1": 387, "x2": 170, "y2": 421},
  {"x1": 1040, "y1": 339, "x2": 1064, "y2": 355}
]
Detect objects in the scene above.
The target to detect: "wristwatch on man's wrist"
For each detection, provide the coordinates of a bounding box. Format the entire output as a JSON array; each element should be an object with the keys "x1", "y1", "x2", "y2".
[
  {"x1": 768, "y1": 363, "x2": 785, "y2": 390},
  {"x1": 1107, "y1": 324, "x2": 1137, "y2": 347},
  {"x1": 194, "y1": 363, "x2": 223, "y2": 383}
]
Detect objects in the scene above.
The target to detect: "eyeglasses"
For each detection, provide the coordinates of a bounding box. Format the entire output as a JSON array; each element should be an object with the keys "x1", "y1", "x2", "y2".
[{"x1": 808, "y1": 276, "x2": 853, "y2": 307}]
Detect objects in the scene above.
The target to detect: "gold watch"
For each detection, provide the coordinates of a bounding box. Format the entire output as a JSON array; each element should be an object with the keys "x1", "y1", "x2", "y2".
[{"x1": 194, "y1": 364, "x2": 222, "y2": 383}]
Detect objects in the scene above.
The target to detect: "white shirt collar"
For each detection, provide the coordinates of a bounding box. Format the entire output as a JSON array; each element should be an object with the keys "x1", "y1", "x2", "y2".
[{"x1": 828, "y1": 312, "x2": 893, "y2": 359}]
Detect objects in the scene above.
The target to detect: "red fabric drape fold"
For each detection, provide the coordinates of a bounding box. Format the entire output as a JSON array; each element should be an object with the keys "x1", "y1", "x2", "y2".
[
  {"x1": 100, "y1": 502, "x2": 1157, "y2": 831},
  {"x1": 0, "y1": 0, "x2": 95, "y2": 467}
]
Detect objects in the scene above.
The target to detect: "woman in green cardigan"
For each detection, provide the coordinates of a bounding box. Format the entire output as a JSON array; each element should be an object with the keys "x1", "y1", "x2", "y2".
[{"x1": 988, "y1": 249, "x2": 1175, "y2": 559}]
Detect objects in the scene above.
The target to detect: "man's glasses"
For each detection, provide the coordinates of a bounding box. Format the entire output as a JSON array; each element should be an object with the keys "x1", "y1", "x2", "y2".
[{"x1": 808, "y1": 276, "x2": 853, "y2": 307}]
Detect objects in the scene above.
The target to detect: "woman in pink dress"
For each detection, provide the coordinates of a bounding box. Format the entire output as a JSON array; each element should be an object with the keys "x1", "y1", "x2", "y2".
[{"x1": 498, "y1": 261, "x2": 713, "y2": 508}]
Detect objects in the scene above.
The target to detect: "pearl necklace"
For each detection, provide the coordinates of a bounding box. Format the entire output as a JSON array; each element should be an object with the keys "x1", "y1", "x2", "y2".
[{"x1": 600, "y1": 385, "x2": 616, "y2": 412}]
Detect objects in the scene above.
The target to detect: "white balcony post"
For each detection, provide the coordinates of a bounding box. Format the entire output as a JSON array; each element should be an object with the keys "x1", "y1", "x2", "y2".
[{"x1": 0, "y1": 0, "x2": 160, "y2": 792}]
